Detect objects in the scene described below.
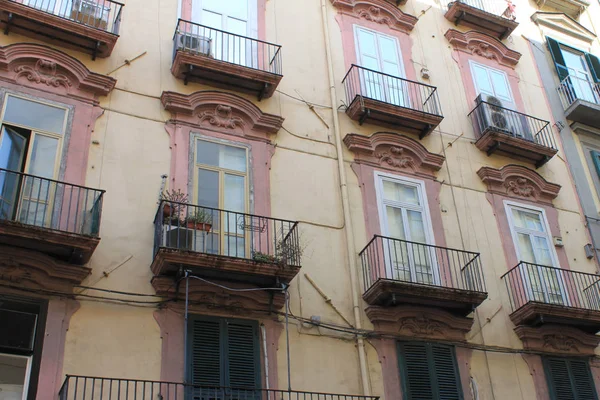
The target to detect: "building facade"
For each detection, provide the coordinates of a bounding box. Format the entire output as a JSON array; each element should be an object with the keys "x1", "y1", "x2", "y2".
[{"x1": 0, "y1": 0, "x2": 599, "y2": 399}]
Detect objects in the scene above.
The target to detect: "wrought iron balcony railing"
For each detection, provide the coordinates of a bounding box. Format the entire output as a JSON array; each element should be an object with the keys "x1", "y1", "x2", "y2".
[
  {"x1": 501, "y1": 261, "x2": 600, "y2": 313},
  {"x1": 13, "y1": 0, "x2": 123, "y2": 34},
  {"x1": 154, "y1": 200, "x2": 300, "y2": 267},
  {"x1": 469, "y1": 100, "x2": 557, "y2": 150},
  {"x1": 449, "y1": 0, "x2": 516, "y2": 18},
  {"x1": 342, "y1": 64, "x2": 443, "y2": 117},
  {"x1": 173, "y1": 19, "x2": 282, "y2": 75},
  {"x1": 558, "y1": 74, "x2": 600, "y2": 109},
  {"x1": 59, "y1": 376, "x2": 380, "y2": 400},
  {"x1": 359, "y1": 235, "x2": 486, "y2": 294},
  {"x1": 0, "y1": 168, "x2": 104, "y2": 237}
]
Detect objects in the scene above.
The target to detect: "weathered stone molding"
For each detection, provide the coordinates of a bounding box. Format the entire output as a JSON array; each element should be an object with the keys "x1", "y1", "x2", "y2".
[
  {"x1": 531, "y1": 12, "x2": 596, "y2": 44},
  {"x1": 0, "y1": 43, "x2": 116, "y2": 101},
  {"x1": 477, "y1": 164, "x2": 561, "y2": 204},
  {"x1": 445, "y1": 29, "x2": 522, "y2": 67},
  {"x1": 152, "y1": 276, "x2": 285, "y2": 315},
  {"x1": 366, "y1": 305, "x2": 474, "y2": 341},
  {"x1": 330, "y1": 0, "x2": 418, "y2": 33},
  {"x1": 161, "y1": 91, "x2": 284, "y2": 137},
  {"x1": 514, "y1": 325, "x2": 600, "y2": 355},
  {"x1": 344, "y1": 132, "x2": 445, "y2": 178}
]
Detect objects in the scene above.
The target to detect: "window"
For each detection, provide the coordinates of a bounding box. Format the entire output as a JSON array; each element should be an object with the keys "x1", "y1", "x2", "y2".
[
  {"x1": 187, "y1": 316, "x2": 260, "y2": 397},
  {"x1": 194, "y1": 138, "x2": 248, "y2": 257},
  {"x1": 191, "y1": 0, "x2": 257, "y2": 38},
  {"x1": 548, "y1": 37, "x2": 600, "y2": 105},
  {"x1": 397, "y1": 342, "x2": 463, "y2": 400},
  {"x1": 505, "y1": 202, "x2": 566, "y2": 305},
  {"x1": 470, "y1": 61, "x2": 515, "y2": 108},
  {"x1": 375, "y1": 172, "x2": 437, "y2": 284},
  {"x1": 0, "y1": 94, "x2": 67, "y2": 226},
  {"x1": 354, "y1": 26, "x2": 407, "y2": 106},
  {"x1": 543, "y1": 357, "x2": 598, "y2": 400}
]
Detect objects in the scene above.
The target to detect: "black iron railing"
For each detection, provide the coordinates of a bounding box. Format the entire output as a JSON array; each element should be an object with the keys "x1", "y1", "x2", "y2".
[
  {"x1": 173, "y1": 19, "x2": 282, "y2": 75},
  {"x1": 342, "y1": 64, "x2": 443, "y2": 117},
  {"x1": 501, "y1": 261, "x2": 600, "y2": 313},
  {"x1": 154, "y1": 200, "x2": 300, "y2": 267},
  {"x1": 558, "y1": 74, "x2": 600, "y2": 109},
  {"x1": 59, "y1": 376, "x2": 380, "y2": 400},
  {"x1": 0, "y1": 168, "x2": 104, "y2": 236},
  {"x1": 449, "y1": 0, "x2": 516, "y2": 18},
  {"x1": 359, "y1": 235, "x2": 486, "y2": 294},
  {"x1": 469, "y1": 100, "x2": 557, "y2": 150},
  {"x1": 13, "y1": 0, "x2": 123, "y2": 34}
]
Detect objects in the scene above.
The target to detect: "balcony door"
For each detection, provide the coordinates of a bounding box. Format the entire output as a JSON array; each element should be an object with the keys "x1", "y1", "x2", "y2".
[
  {"x1": 354, "y1": 26, "x2": 407, "y2": 107},
  {"x1": 0, "y1": 95, "x2": 66, "y2": 227},
  {"x1": 23, "y1": 0, "x2": 70, "y2": 17},
  {"x1": 505, "y1": 202, "x2": 567, "y2": 306},
  {"x1": 375, "y1": 173, "x2": 438, "y2": 285},
  {"x1": 561, "y1": 46, "x2": 599, "y2": 104},
  {"x1": 191, "y1": 0, "x2": 258, "y2": 68}
]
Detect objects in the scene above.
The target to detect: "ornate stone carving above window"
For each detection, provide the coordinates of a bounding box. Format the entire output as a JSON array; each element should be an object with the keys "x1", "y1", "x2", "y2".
[
  {"x1": 330, "y1": 0, "x2": 418, "y2": 33},
  {"x1": 366, "y1": 306, "x2": 473, "y2": 341},
  {"x1": 344, "y1": 132, "x2": 445, "y2": 178},
  {"x1": 514, "y1": 325, "x2": 600, "y2": 355},
  {"x1": 445, "y1": 29, "x2": 522, "y2": 68},
  {"x1": 0, "y1": 43, "x2": 116, "y2": 102},
  {"x1": 477, "y1": 164, "x2": 561, "y2": 204},
  {"x1": 161, "y1": 91, "x2": 284, "y2": 139}
]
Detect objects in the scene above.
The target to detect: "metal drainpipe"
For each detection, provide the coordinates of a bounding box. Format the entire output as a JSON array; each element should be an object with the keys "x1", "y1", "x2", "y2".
[{"x1": 318, "y1": 0, "x2": 371, "y2": 395}]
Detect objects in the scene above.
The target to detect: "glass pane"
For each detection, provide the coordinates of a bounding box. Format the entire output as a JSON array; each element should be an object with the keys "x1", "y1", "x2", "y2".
[
  {"x1": 224, "y1": 174, "x2": 245, "y2": 235},
  {"x1": 407, "y1": 210, "x2": 426, "y2": 243},
  {"x1": 533, "y1": 236, "x2": 553, "y2": 266},
  {"x1": 512, "y1": 208, "x2": 544, "y2": 232},
  {"x1": 386, "y1": 206, "x2": 406, "y2": 240},
  {"x1": 489, "y1": 70, "x2": 512, "y2": 103},
  {"x1": 28, "y1": 135, "x2": 58, "y2": 179},
  {"x1": 0, "y1": 127, "x2": 27, "y2": 220},
  {"x1": 196, "y1": 140, "x2": 220, "y2": 167},
  {"x1": 201, "y1": 9, "x2": 222, "y2": 29},
  {"x1": 0, "y1": 354, "x2": 28, "y2": 400},
  {"x1": 382, "y1": 180, "x2": 419, "y2": 205},
  {"x1": 197, "y1": 168, "x2": 219, "y2": 209},
  {"x1": 196, "y1": 140, "x2": 246, "y2": 172},
  {"x1": 472, "y1": 64, "x2": 494, "y2": 96},
  {"x1": 517, "y1": 233, "x2": 536, "y2": 263},
  {"x1": 4, "y1": 96, "x2": 66, "y2": 135},
  {"x1": 225, "y1": 234, "x2": 245, "y2": 258}
]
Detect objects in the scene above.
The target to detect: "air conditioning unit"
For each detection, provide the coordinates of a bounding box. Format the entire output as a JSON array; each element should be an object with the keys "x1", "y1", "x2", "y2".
[
  {"x1": 71, "y1": 0, "x2": 110, "y2": 30},
  {"x1": 178, "y1": 33, "x2": 212, "y2": 57},
  {"x1": 475, "y1": 94, "x2": 517, "y2": 136}
]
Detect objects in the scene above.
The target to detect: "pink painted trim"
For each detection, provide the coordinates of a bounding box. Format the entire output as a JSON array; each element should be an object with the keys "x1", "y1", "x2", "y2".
[
  {"x1": 36, "y1": 299, "x2": 80, "y2": 400},
  {"x1": 335, "y1": 13, "x2": 417, "y2": 82},
  {"x1": 522, "y1": 354, "x2": 551, "y2": 400}
]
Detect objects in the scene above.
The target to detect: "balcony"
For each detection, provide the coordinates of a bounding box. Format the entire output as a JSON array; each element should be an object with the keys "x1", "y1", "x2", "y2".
[
  {"x1": 59, "y1": 376, "x2": 380, "y2": 400},
  {"x1": 171, "y1": 19, "x2": 282, "y2": 100},
  {"x1": 558, "y1": 75, "x2": 600, "y2": 130},
  {"x1": 469, "y1": 100, "x2": 558, "y2": 167},
  {"x1": 151, "y1": 201, "x2": 301, "y2": 286},
  {"x1": 502, "y1": 262, "x2": 600, "y2": 333},
  {"x1": 445, "y1": 0, "x2": 518, "y2": 40},
  {"x1": 0, "y1": 168, "x2": 104, "y2": 264},
  {"x1": 0, "y1": 0, "x2": 123, "y2": 59},
  {"x1": 359, "y1": 235, "x2": 487, "y2": 316},
  {"x1": 342, "y1": 65, "x2": 443, "y2": 138}
]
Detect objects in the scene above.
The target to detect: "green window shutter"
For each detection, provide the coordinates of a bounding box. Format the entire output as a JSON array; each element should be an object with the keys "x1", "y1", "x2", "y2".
[
  {"x1": 397, "y1": 342, "x2": 463, "y2": 400},
  {"x1": 226, "y1": 320, "x2": 260, "y2": 389},
  {"x1": 591, "y1": 150, "x2": 600, "y2": 179},
  {"x1": 547, "y1": 37, "x2": 570, "y2": 82},
  {"x1": 585, "y1": 53, "x2": 600, "y2": 83},
  {"x1": 189, "y1": 318, "x2": 223, "y2": 387},
  {"x1": 544, "y1": 357, "x2": 598, "y2": 400}
]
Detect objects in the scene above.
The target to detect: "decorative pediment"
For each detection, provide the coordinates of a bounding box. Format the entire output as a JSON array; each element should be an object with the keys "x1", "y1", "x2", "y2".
[
  {"x1": 344, "y1": 132, "x2": 445, "y2": 178},
  {"x1": 514, "y1": 325, "x2": 600, "y2": 355},
  {"x1": 0, "y1": 245, "x2": 90, "y2": 293},
  {"x1": 0, "y1": 43, "x2": 116, "y2": 102},
  {"x1": 152, "y1": 276, "x2": 285, "y2": 315},
  {"x1": 445, "y1": 29, "x2": 522, "y2": 68},
  {"x1": 161, "y1": 91, "x2": 284, "y2": 137},
  {"x1": 330, "y1": 0, "x2": 418, "y2": 33},
  {"x1": 366, "y1": 306, "x2": 474, "y2": 341},
  {"x1": 531, "y1": 12, "x2": 596, "y2": 44},
  {"x1": 477, "y1": 164, "x2": 561, "y2": 204}
]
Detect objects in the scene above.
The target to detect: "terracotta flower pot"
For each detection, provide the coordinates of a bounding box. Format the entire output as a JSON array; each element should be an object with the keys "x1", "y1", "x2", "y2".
[{"x1": 186, "y1": 221, "x2": 212, "y2": 232}]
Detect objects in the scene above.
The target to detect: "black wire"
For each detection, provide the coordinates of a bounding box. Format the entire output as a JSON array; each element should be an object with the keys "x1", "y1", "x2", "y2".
[{"x1": 75, "y1": 285, "x2": 164, "y2": 297}]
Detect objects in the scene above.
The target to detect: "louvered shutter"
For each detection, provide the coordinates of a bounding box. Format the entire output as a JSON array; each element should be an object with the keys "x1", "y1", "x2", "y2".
[
  {"x1": 591, "y1": 151, "x2": 600, "y2": 179},
  {"x1": 585, "y1": 53, "x2": 600, "y2": 83},
  {"x1": 544, "y1": 357, "x2": 598, "y2": 400},
  {"x1": 397, "y1": 342, "x2": 463, "y2": 400},
  {"x1": 225, "y1": 321, "x2": 260, "y2": 389},
  {"x1": 547, "y1": 37, "x2": 570, "y2": 82},
  {"x1": 189, "y1": 318, "x2": 223, "y2": 387}
]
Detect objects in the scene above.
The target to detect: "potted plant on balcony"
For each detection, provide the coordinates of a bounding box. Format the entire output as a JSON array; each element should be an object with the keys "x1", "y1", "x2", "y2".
[
  {"x1": 160, "y1": 189, "x2": 188, "y2": 224},
  {"x1": 185, "y1": 209, "x2": 213, "y2": 232}
]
